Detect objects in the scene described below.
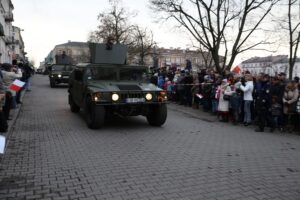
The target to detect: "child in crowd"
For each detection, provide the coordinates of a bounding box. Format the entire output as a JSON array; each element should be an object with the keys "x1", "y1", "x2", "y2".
[{"x1": 270, "y1": 96, "x2": 282, "y2": 132}]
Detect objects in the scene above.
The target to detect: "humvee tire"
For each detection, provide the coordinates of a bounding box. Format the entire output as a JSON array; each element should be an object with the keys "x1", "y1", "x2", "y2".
[
  {"x1": 69, "y1": 95, "x2": 80, "y2": 113},
  {"x1": 85, "y1": 97, "x2": 105, "y2": 129},
  {"x1": 50, "y1": 79, "x2": 56, "y2": 88},
  {"x1": 147, "y1": 104, "x2": 167, "y2": 126}
]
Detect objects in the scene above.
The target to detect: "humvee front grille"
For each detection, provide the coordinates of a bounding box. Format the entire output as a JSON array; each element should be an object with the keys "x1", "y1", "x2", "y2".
[
  {"x1": 120, "y1": 93, "x2": 144, "y2": 99},
  {"x1": 117, "y1": 85, "x2": 141, "y2": 91}
]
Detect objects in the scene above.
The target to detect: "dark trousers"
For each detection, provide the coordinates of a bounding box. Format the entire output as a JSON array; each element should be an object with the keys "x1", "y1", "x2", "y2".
[
  {"x1": 3, "y1": 92, "x2": 12, "y2": 120},
  {"x1": 257, "y1": 109, "x2": 271, "y2": 131},
  {"x1": 0, "y1": 111, "x2": 8, "y2": 132}
]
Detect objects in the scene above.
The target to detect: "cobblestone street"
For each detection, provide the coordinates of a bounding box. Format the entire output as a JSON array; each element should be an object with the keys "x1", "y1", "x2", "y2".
[{"x1": 0, "y1": 75, "x2": 300, "y2": 200}]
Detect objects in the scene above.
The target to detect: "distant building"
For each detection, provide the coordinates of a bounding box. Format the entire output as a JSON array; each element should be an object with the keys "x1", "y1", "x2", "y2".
[
  {"x1": 52, "y1": 41, "x2": 90, "y2": 65},
  {"x1": 240, "y1": 55, "x2": 299, "y2": 77},
  {"x1": 129, "y1": 47, "x2": 216, "y2": 72}
]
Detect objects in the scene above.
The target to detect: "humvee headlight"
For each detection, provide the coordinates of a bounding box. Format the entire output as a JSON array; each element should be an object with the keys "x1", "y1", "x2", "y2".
[
  {"x1": 145, "y1": 93, "x2": 153, "y2": 101},
  {"x1": 58, "y1": 74, "x2": 62, "y2": 78},
  {"x1": 112, "y1": 93, "x2": 119, "y2": 101},
  {"x1": 93, "y1": 93, "x2": 101, "y2": 102}
]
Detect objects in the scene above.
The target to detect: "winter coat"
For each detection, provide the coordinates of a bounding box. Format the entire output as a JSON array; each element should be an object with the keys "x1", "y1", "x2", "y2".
[
  {"x1": 217, "y1": 84, "x2": 231, "y2": 112},
  {"x1": 2, "y1": 70, "x2": 22, "y2": 96},
  {"x1": 240, "y1": 81, "x2": 254, "y2": 101},
  {"x1": 283, "y1": 85, "x2": 299, "y2": 114}
]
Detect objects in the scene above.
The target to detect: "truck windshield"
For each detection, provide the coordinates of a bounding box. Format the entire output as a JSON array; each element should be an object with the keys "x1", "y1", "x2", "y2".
[
  {"x1": 119, "y1": 68, "x2": 148, "y2": 82},
  {"x1": 52, "y1": 65, "x2": 65, "y2": 71},
  {"x1": 87, "y1": 67, "x2": 117, "y2": 80}
]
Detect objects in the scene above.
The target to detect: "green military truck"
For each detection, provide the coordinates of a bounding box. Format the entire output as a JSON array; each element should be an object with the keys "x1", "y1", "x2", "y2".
[
  {"x1": 68, "y1": 43, "x2": 167, "y2": 129},
  {"x1": 49, "y1": 64, "x2": 75, "y2": 88}
]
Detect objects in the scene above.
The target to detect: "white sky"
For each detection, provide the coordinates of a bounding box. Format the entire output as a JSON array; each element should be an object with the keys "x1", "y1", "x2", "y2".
[
  {"x1": 13, "y1": 0, "x2": 192, "y2": 67},
  {"x1": 12, "y1": 0, "x2": 295, "y2": 68}
]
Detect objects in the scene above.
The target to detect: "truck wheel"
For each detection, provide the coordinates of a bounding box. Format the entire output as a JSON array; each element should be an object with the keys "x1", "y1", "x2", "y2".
[
  {"x1": 50, "y1": 79, "x2": 56, "y2": 88},
  {"x1": 147, "y1": 104, "x2": 167, "y2": 126},
  {"x1": 69, "y1": 94, "x2": 80, "y2": 113},
  {"x1": 85, "y1": 97, "x2": 105, "y2": 129}
]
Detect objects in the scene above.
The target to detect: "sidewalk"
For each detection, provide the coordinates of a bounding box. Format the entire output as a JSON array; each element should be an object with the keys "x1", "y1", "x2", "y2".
[{"x1": 0, "y1": 89, "x2": 26, "y2": 158}]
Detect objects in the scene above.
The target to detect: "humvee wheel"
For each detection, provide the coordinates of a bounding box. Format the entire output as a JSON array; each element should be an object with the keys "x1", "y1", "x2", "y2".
[
  {"x1": 50, "y1": 79, "x2": 56, "y2": 88},
  {"x1": 69, "y1": 94, "x2": 80, "y2": 113},
  {"x1": 85, "y1": 97, "x2": 105, "y2": 129},
  {"x1": 147, "y1": 104, "x2": 167, "y2": 126}
]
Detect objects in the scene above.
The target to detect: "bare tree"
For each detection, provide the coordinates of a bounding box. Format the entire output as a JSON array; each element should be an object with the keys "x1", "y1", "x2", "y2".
[
  {"x1": 149, "y1": 0, "x2": 279, "y2": 74},
  {"x1": 89, "y1": 0, "x2": 135, "y2": 45},
  {"x1": 129, "y1": 26, "x2": 157, "y2": 65},
  {"x1": 287, "y1": 0, "x2": 300, "y2": 79}
]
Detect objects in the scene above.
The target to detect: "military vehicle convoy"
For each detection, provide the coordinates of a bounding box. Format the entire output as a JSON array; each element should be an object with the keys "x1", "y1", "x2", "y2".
[{"x1": 68, "y1": 43, "x2": 167, "y2": 129}]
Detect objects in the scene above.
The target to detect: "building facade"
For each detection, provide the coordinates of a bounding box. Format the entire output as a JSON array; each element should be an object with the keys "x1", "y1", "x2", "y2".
[
  {"x1": 0, "y1": 0, "x2": 14, "y2": 64},
  {"x1": 12, "y1": 26, "x2": 26, "y2": 63},
  {"x1": 52, "y1": 41, "x2": 90, "y2": 65},
  {"x1": 240, "y1": 55, "x2": 300, "y2": 78},
  {"x1": 130, "y1": 47, "x2": 213, "y2": 72}
]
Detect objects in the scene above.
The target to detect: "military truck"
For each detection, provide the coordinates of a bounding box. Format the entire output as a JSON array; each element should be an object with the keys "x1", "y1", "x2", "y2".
[
  {"x1": 49, "y1": 64, "x2": 76, "y2": 87},
  {"x1": 68, "y1": 43, "x2": 167, "y2": 129}
]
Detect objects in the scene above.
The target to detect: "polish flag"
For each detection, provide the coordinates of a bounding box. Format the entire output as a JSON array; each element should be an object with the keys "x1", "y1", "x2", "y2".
[
  {"x1": 9, "y1": 80, "x2": 25, "y2": 92},
  {"x1": 232, "y1": 66, "x2": 241, "y2": 74}
]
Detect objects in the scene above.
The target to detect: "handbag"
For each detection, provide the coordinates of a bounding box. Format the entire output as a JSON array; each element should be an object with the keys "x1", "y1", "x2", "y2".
[{"x1": 223, "y1": 94, "x2": 230, "y2": 101}]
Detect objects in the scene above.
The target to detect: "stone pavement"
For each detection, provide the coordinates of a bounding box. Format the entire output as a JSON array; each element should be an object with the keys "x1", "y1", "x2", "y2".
[{"x1": 0, "y1": 75, "x2": 300, "y2": 200}]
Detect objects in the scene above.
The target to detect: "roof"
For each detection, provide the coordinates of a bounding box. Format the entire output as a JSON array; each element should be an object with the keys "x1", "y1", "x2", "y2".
[
  {"x1": 242, "y1": 55, "x2": 300, "y2": 64},
  {"x1": 55, "y1": 41, "x2": 89, "y2": 48},
  {"x1": 242, "y1": 55, "x2": 288, "y2": 64}
]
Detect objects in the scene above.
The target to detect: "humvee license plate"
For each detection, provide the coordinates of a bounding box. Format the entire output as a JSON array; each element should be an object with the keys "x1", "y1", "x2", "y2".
[
  {"x1": 63, "y1": 76, "x2": 69, "y2": 78},
  {"x1": 126, "y1": 98, "x2": 145, "y2": 103}
]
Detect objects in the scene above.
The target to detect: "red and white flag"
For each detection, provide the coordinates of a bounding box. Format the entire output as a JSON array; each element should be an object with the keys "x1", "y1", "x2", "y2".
[{"x1": 9, "y1": 80, "x2": 25, "y2": 92}]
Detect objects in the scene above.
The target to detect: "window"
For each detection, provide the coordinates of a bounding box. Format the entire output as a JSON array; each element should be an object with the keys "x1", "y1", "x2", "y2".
[
  {"x1": 120, "y1": 68, "x2": 148, "y2": 82},
  {"x1": 89, "y1": 67, "x2": 117, "y2": 80}
]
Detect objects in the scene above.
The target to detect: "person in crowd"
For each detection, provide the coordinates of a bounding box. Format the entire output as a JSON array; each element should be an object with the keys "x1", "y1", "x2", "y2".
[
  {"x1": 176, "y1": 70, "x2": 186, "y2": 105},
  {"x1": 201, "y1": 75, "x2": 213, "y2": 112},
  {"x1": 183, "y1": 70, "x2": 194, "y2": 106},
  {"x1": 22, "y1": 63, "x2": 34, "y2": 91},
  {"x1": 254, "y1": 74, "x2": 272, "y2": 132},
  {"x1": 0, "y1": 67, "x2": 7, "y2": 132},
  {"x1": 191, "y1": 74, "x2": 200, "y2": 109},
  {"x1": 211, "y1": 76, "x2": 222, "y2": 115},
  {"x1": 229, "y1": 75, "x2": 243, "y2": 125},
  {"x1": 282, "y1": 81, "x2": 299, "y2": 132},
  {"x1": 164, "y1": 77, "x2": 172, "y2": 100},
  {"x1": 157, "y1": 76, "x2": 164, "y2": 89},
  {"x1": 1, "y1": 63, "x2": 22, "y2": 120},
  {"x1": 217, "y1": 79, "x2": 232, "y2": 122},
  {"x1": 240, "y1": 73, "x2": 254, "y2": 126},
  {"x1": 270, "y1": 96, "x2": 282, "y2": 132},
  {"x1": 270, "y1": 76, "x2": 285, "y2": 131}
]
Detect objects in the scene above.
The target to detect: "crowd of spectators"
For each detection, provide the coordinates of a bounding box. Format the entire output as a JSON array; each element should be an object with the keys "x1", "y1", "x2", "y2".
[
  {"x1": 0, "y1": 61, "x2": 34, "y2": 133},
  {"x1": 151, "y1": 67, "x2": 300, "y2": 133}
]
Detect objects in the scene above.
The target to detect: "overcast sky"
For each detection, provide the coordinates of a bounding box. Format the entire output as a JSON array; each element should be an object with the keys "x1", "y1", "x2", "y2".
[
  {"x1": 13, "y1": 0, "x2": 193, "y2": 67},
  {"x1": 12, "y1": 0, "x2": 294, "y2": 68}
]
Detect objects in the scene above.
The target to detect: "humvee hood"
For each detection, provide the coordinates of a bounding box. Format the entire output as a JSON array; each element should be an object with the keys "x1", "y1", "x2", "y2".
[{"x1": 87, "y1": 81, "x2": 162, "y2": 93}]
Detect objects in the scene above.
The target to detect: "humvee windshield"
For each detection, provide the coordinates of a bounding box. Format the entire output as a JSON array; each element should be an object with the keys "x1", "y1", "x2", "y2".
[
  {"x1": 52, "y1": 65, "x2": 75, "y2": 71},
  {"x1": 87, "y1": 67, "x2": 148, "y2": 82}
]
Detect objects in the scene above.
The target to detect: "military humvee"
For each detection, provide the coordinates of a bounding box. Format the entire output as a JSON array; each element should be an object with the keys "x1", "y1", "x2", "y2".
[
  {"x1": 68, "y1": 43, "x2": 167, "y2": 129},
  {"x1": 49, "y1": 64, "x2": 75, "y2": 87}
]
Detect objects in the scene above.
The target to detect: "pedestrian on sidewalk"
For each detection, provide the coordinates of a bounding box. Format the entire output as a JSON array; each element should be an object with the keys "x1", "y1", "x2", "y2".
[{"x1": 240, "y1": 73, "x2": 254, "y2": 126}]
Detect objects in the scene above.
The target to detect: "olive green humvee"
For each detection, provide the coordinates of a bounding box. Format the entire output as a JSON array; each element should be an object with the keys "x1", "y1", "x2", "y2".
[
  {"x1": 68, "y1": 44, "x2": 167, "y2": 129},
  {"x1": 49, "y1": 64, "x2": 75, "y2": 88}
]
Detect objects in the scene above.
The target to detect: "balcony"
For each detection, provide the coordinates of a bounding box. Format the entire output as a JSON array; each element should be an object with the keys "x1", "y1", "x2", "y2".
[
  {"x1": 4, "y1": 13, "x2": 14, "y2": 22},
  {"x1": 4, "y1": 36, "x2": 14, "y2": 45}
]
